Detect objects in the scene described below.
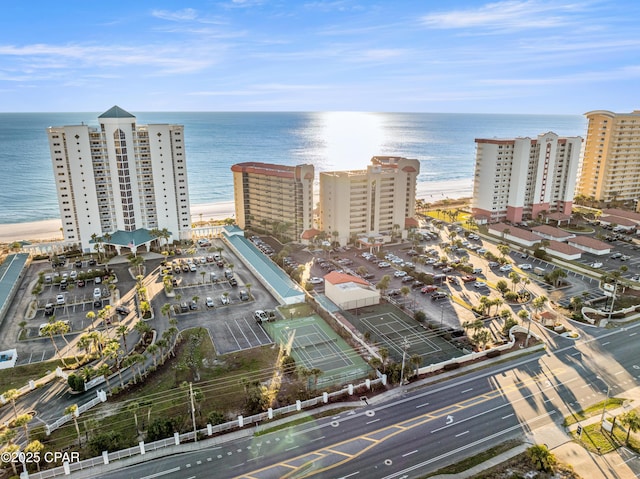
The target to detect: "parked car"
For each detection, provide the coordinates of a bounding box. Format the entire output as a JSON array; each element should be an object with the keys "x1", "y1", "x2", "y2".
[
  {"x1": 431, "y1": 291, "x2": 449, "y2": 301},
  {"x1": 378, "y1": 261, "x2": 391, "y2": 268},
  {"x1": 239, "y1": 290, "x2": 249, "y2": 301},
  {"x1": 206, "y1": 297, "x2": 215, "y2": 308},
  {"x1": 254, "y1": 310, "x2": 269, "y2": 324},
  {"x1": 499, "y1": 264, "x2": 513, "y2": 272},
  {"x1": 116, "y1": 306, "x2": 130, "y2": 316},
  {"x1": 309, "y1": 277, "x2": 324, "y2": 284},
  {"x1": 93, "y1": 287, "x2": 102, "y2": 299},
  {"x1": 461, "y1": 275, "x2": 477, "y2": 283},
  {"x1": 44, "y1": 303, "x2": 55, "y2": 316},
  {"x1": 220, "y1": 294, "x2": 230, "y2": 305},
  {"x1": 56, "y1": 294, "x2": 65, "y2": 305},
  {"x1": 421, "y1": 285, "x2": 438, "y2": 294},
  {"x1": 590, "y1": 262, "x2": 603, "y2": 269},
  {"x1": 518, "y1": 264, "x2": 532, "y2": 270}
]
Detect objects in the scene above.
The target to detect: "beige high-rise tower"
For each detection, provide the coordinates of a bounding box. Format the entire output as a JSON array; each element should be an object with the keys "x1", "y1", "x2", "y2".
[
  {"x1": 576, "y1": 110, "x2": 640, "y2": 203},
  {"x1": 319, "y1": 156, "x2": 419, "y2": 246}
]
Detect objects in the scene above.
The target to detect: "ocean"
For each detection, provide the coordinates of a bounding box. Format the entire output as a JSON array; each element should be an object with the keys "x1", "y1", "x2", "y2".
[{"x1": 0, "y1": 111, "x2": 586, "y2": 225}]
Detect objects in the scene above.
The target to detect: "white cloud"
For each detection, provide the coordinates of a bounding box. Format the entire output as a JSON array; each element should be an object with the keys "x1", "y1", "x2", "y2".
[
  {"x1": 151, "y1": 8, "x2": 199, "y2": 22},
  {"x1": 421, "y1": 0, "x2": 588, "y2": 31}
]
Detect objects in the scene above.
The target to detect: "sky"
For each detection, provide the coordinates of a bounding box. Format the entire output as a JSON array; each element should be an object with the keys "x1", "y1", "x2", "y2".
[{"x1": 0, "y1": 0, "x2": 639, "y2": 114}]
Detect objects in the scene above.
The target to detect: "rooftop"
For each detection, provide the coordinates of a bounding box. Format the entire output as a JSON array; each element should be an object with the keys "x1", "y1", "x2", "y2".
[
  {"x1": 98, "y1": 105, "x2": 135, "y2": 119},
  {"x1": 530, "y1": 225, "x2": 574, "y2": 239},
  {"x1": 567, "y1": 235, "x2": 611, "y2": 250},
  {"x1": 223, "y1": 232, "x2": 304, "y2": 302},
  {"x1": 324, "y1": 271, "x2": 370, "y2": 286},
  {"x1": 545, "y1": 240, "x2": 582, "y2": 256},
  {"x1": 488, "y1": 223, "x2": 542, "y2": 242}
]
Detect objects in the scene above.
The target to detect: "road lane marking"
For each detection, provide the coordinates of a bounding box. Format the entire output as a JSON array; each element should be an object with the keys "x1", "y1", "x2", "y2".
[
  {"x1": 602, "y1": 342, "x2": 610, "y2": 346},
  {"x1": 615, "y1": 371, "x2": 625, "y2": 376},
  {"x1": 139, "y1": 467, "x2": 181, "y2": 479},
  {"x1": 571, "y1": 351, "x2": 581, "y2": 356},
  {"x1": 461, "y1": 388, "x2": 473, "y2": 393},
  {"x1": 501, "y1": 413, "x2": 514, "y2": 419},
  {"x1": 286, "y1": 446, "x2": 299, "y2": 451},
  {"x1": 455, "y1": 431, "x2": 469, "y2": 437},
  {"x1": 415, "y1": 402, "x2": 429, "y2": 408},
  {"x1": 402, "y1": 450, "x2": 418, "y2": 457},
  {"x1": 367, "y1": 419, "x2": 380, "y2": 424}
]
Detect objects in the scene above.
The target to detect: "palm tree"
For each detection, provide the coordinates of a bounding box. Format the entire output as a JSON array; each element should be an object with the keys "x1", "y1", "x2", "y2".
[
  {"x1": 200, "y1": 271, "x2": 206, "y2": 284},
  {"x1": 117, "y1": 325, "x2": 129, "y2": 353},
  {"x1": 532, "y1": 295, "x2": 548, "y2": 317},
  {"x1": 161, "y1": 302, "x2": 172, "y2": 322},
  {"x1": 65, "y1": 404, "x2": 81, "y2": 445},
  {"x1": 409, "y1": 354, "x2": 422, "y2": 377},
  {"x1": 24, "y1": 440, "x2": 45, "y2": 471},
  {"x1": 77, "y1": 334, "x2": 93, "y2": 360},
  {"x1": 378, "y1": 347, "x2": 389, "y2": 373},
  {"x1": 134, "y1": 320, "x2": 151, "y2": 338},
  {"x1": 14, "y1": 413, "x2": 32, "y2": 442},
  {"x1": 3, "y1": 388, "x2": 20, "y2": 420},
  {"x1": 147, "y1": 343, "x2": 159, "y2": 367},
  {"x1": 309, "y1": 368, "x2": 323, "y2": 390},
  {"x1": 86, "y1": 310, "x2": 96, "y2": 330},
  {"x1": 245, "y1": 282, "x2": 253, "y2": 299},
  {"x1": 508, "y1": 271, "x2": 521, "y2": 292},
  {"x1": 192, "y1": 295, "x2": 199, "y2": 306},
  {"x1": 400, "y1": 286, "x2": 411, "y2": 306},
  {"x1": 620, "y1": 410, "x2": 640, "y2": 445},
  {"x1": 376, "y1": 275, "x2": 391, "y2": 296},
  {"x1": 96, "y1": 363, "x2": 112, "y2": 392},
  {"x1": 40, "y1": 319, "x2": 69, "y2": 367}
]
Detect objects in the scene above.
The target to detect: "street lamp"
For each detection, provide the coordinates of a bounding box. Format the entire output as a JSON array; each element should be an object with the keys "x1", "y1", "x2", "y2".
[{"x1": 597, "y1": 375, "x2": 611, "y2": 429}]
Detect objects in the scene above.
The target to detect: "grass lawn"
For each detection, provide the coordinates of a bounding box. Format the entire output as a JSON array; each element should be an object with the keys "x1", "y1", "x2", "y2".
[
  {"x1": 0, "y1": 358, "x2": 79, "y2": 392},
  {"x1": 39, "y1": 327, "x2": 280, "y2": 458}
]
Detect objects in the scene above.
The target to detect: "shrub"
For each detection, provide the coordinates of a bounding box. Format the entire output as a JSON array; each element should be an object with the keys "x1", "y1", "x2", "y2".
[
  {"x1": 67, "y1": 374, "x2": 85, "y2": 392},
  {"x1": 147, "y1": 417, "x2": 181, "y2": 442},
  {"x1": 87, "y1": 431, "x2": 125, "y2": 456},
  {"x1": 443, "y1": 362, "x2": 460, "y2": 371},
  {"x1": 414, "y1": 310, "x2": 427, "y2": 323},
  {"x1": 207, "y1": 411, "x2": 226, "y2": 426},
  {"x1": 486, "y1": 349, "x2": 501, "y2": 358}
]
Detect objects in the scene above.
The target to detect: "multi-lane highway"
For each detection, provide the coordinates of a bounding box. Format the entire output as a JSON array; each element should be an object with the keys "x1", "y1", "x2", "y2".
[{"x1": 86, "y1": 320, "x2": 640, "y2": 479}]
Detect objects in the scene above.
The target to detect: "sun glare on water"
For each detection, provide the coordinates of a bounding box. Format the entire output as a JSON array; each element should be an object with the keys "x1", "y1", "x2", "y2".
[{"x1": 318, "y1": 112, "x2": 386, "y2": 170}]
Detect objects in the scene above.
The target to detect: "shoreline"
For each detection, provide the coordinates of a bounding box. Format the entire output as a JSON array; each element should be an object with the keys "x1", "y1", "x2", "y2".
[{"x1": 0, "y1": 179, "x2": 472, "y2": 244}]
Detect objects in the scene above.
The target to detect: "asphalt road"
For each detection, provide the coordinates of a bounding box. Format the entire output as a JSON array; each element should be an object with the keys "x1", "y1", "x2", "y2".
[{"x1": 84, "y1": 317, "x2": 640, "y2": 479}]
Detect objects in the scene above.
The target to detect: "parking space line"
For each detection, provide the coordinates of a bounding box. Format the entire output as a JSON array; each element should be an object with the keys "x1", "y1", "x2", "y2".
[
  {"x1": 225, "y1": 322, "x2": 243, "y2": 350},
  {"x1": 233, "y1": 318, "x2": 252, "y2": 347}
]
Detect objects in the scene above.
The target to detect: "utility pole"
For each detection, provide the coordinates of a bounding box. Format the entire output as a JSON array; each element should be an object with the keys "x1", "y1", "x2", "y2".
[
  {"x1": 399, "y1": 337, "x2": 410, "y2": 387},
  {"x1": 189, "y1": 382, "x2": 197, "y2": 442}
]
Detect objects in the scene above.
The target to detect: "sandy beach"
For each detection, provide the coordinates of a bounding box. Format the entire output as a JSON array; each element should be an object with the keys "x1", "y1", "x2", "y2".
[{"x1": 0, "y1": 180, "x2": 471, "y2": 244}]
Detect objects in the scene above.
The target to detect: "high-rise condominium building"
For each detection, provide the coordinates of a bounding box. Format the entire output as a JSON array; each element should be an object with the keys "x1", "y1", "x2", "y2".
[
  {"x1": 47, "y1": 106, "x2": 191, "y2": 251},
  {"x1": 319, "y1": 156, "x2": 420, "y2": 246},
  {"x1": 472, "y1": 132, "x2": 582, "y2": 224},
  {"x1": 576, "y1": 110, "x2": 640, "y2": 203},
  {"x1": 231, "y1": 162, "x2": 314, "y2": 242}
]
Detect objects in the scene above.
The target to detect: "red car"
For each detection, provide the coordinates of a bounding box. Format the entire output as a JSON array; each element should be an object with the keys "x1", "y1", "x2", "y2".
[
  {"x1": 461, "y1": 275, "x2": 477, "y2": 283},
  {"x1": 421, "y1": 285, "x2": 438, "y2": 294}
]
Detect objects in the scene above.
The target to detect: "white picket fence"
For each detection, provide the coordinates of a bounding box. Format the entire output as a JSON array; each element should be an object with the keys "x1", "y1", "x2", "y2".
[{"x1": 26, "y1": 377, "x2": 383, "y2": 479}]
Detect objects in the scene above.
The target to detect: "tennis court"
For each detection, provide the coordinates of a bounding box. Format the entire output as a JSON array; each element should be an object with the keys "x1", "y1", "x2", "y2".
[
  {"x1": 264, "y1": 315, "x2": 370, "y2": 387},
  {"x1": 342, "y1": 303, "x2": 463, "y2": 363}
]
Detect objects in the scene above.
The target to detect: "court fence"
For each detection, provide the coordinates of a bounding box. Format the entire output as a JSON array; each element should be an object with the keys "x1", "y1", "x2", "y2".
[
  {"x1": 23, "y1": 376, "x2": 385, "y2": 479},
  {"x1": 417, "y1": 325, "x2": 545, "y2": 375}
]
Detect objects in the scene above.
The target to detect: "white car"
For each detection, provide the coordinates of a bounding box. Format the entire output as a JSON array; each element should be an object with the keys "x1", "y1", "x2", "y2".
[
  {"x1": 254, "y1": 310, "x2": 269, "y2": 323},
  {"x1": 394, "y1": 270, "x2": 407, "y2": 278},
  {"x1": 309, "y1": 277, "x2": 323, "y2": 284},
  {"x1": 474, "y1": 281, "x2": 487, "y2": 289},
  {"x1": 590, "y1": 262, "x2": 603, "y2": 269},
  {"x1": 499, "y1": 264, "x2": 513, "y2": 272},
  {"x1": 220, "y1": 294, "x2": 230, "y2": 305},
  {"x1": 205, "y1": 297, "x2": 215, "y2": 308},
  {"x1": 189, "y1": 263, "x2": 197, "y2": 272},
  {"x1": 56, "y1": 294, "x2": 65, "y2": 305},
  {"x1": 378, "y1": 262, "x2": 391, "y2": 268},
  {"x1": 518, "y1": 264, "x2": 532, "y2": 270},
  {"x1": 93, "y1": 287, "x2": 102, "y2": 299}
]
